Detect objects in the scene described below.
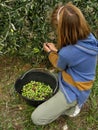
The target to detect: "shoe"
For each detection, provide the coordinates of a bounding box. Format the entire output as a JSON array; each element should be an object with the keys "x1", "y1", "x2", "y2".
[{"x1": 69, "y1": 105, "x2": 81, "y2": 117}]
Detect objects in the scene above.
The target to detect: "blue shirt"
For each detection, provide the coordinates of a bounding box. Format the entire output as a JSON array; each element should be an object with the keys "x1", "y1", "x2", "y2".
[{"x1": 57, "y1": 33, "x2": 98, "y2": 107}]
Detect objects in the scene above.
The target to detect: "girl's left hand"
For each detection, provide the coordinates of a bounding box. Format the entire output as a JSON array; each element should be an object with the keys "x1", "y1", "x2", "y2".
[{"x1": 43, "y1": 43, "x2": 58, "y2": 53}]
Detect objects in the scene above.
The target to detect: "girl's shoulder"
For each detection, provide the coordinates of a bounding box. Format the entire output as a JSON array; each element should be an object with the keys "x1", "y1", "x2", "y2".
[{"x1": 59, "y1": 45, "x2": 77, "y2": 54}]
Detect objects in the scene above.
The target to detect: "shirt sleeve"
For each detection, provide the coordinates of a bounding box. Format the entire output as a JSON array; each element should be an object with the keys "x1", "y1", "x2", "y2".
[
  {"x1": 48, "y1": 51, "x2": 59, "y2": 68},
  {"x1": 57, "y1": 53, "x2": 68, "y2": 70},
  {"x1": 48, "y1": 51, "x2": 68, "y2": 70}
]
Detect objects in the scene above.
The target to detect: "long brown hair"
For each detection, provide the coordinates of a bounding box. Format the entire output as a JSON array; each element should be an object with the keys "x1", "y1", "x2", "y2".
[{"x1": 51, "y1": 2, "x2": 90, "y2": 49}]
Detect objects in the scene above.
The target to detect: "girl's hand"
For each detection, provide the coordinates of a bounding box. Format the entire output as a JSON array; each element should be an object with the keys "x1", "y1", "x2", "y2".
[
  {"x1": 43, "y1": 43, "x2": 58, "y2": 53},
  {"x1": 43, "y1": 43, "x2": 51, "y2": 53}
]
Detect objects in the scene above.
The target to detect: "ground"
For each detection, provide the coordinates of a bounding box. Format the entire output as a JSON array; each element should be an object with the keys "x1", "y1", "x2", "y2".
[{"x1": 0, "y1": 56, "x2": 98, "y2": 130}]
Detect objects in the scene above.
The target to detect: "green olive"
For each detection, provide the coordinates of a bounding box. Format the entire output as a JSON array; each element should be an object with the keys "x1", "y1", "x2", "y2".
[{"x1": 22, "y1": 81, "x2": 53, "y2": 100}]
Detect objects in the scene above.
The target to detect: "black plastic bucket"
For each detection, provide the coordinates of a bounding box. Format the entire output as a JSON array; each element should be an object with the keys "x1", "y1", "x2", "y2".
[{"x1": 14, "y1": 68, "x2": 59, "y2": 107}]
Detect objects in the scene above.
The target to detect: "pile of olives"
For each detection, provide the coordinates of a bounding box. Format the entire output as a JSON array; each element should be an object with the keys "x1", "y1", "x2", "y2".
[{"x1": 22, "y1": 81, "x2": 53, "y2": 100}]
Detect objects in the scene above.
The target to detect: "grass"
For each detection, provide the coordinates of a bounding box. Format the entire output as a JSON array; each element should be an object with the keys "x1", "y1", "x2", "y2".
[{"x1": 0, "y1": 56, "x2": 98, "y2": 130}]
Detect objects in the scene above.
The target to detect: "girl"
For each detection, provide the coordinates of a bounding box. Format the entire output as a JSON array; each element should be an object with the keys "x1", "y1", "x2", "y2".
[{"x1": 31, "y1": 2, "x2": 98, "y2": 129}]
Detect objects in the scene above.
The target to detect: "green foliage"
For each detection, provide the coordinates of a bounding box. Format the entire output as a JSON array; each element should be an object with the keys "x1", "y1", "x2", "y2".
[
  {"x1": 73, "y1": 0, "x2": 98, "y2": 34},
  {"x1": 0, "y1": 0, "x2": 98, "y2": 64}
]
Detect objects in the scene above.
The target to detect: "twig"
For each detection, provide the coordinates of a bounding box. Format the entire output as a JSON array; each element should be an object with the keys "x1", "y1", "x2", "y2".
[{"x1": 0, "y1": 12, "x2": 11, "y2": 43}]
